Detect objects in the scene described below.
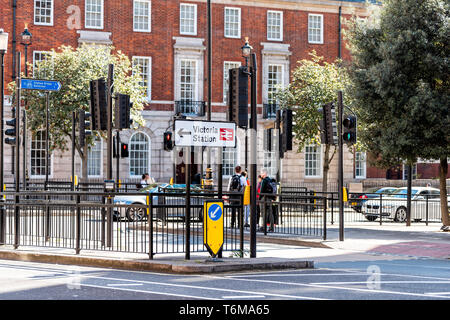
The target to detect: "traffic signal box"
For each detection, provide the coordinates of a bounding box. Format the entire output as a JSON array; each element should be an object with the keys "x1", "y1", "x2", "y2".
[
  {"x1": 115, "y1": 94, "x2": 132, "y2": 129},
  {"x1": 319, "y1": 103, "x2": 338, "y2": 146},
  {"x1": 343, "y1": 115, "x2": 357, "y2": 145},
  {"x1": 4, "y1": 118, "x2": 17, "y2": 145},
  {"x1": 78, "y1": 109, "x2": 92, "y2": 147},
  {"x1": 276, "y1": 109, "x2": 293, "y2": 158},
  {"x1": 163, "y1": 131, "x2": 174, "y2": 151},
  {"x1": 121, "y1": 143, "x2": 129, "y2": 158},
  {"x1": 228, "y1": 67, "x2": 248, "y2": 129},
  {"x1": 89, "y1": 79, "x2": 107, "y2": 131}
]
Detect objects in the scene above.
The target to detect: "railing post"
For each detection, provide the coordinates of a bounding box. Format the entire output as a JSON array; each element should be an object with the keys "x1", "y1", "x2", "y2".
[
  {"x1": 330, "y1": 192, "x2": 334, "y2": 225},
  {"x1": 14, "y1": 192, "x2": 19, "y2": 249},
  {"x1": 425, "y1": 195, "x2": 429, "y2": 226},
  {"x1": 75, "y1": 194, "x2": 81, "y2": 254},
  {"x1": 323, "y1": 196, "x2": 327, "y2": 240},
  {"x1": 148, "y1": 195, "x2": 153, "y2": 259},
  {"x1": 45, "y1": 193, "x2": 50, "y2": 241},
  {"x1": 240, "y1": 193, "x2": 244, "y2": 255},
  {"x1": 379, "y1": 193, "x2": 383, "y2": 226},
  {"x1": 263, "y1": 198, "x2": 267, "y2": 236}
]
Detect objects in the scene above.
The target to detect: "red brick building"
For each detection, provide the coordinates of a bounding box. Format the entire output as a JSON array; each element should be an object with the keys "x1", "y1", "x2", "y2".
[{"x1": 1, "y1": 0, "x2": 443, "y2": 188}]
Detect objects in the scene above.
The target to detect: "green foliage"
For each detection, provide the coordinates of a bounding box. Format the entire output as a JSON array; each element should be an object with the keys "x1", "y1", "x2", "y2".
[
  {"x1": 9, "y1": 45, "x2": 147, "y2": 154},
  {"x1": 276, "y1": 51, "x2": 352, "y2": 152},
  {"x1": 345, "y1": 0, "x2": 449, "y2": 167}
]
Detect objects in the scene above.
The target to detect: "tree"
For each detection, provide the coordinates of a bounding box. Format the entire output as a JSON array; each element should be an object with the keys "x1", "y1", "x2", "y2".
[
  {"x1": 346, "y1": 0, "x2": 449, "y2": 227},
  {"x1": 276, "y1": 51, "x2": 352, "y2": 192},
  {"x1": 11, "y1": 45, "x2": 146, "y2": 178}
]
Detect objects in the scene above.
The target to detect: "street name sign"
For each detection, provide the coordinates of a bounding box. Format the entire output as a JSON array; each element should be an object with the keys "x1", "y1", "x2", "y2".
[
  {"x1": 174, "y1": 120, "x2": 236, "y2": 148},
  {"x1": 20, "y1": 78, "x2": 62, "y2": 92},
  {"x1": 203, "y1": 200, "x2": 224, "y2": 257}
]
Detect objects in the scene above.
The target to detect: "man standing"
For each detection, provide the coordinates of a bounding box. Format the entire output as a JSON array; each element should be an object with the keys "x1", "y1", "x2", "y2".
[
  {"x1": 259, "y1": 168, "x2": 275, "y2": 232},
  {"x1": 227, "y1": 165, "x2": 246, "y2": 228}
]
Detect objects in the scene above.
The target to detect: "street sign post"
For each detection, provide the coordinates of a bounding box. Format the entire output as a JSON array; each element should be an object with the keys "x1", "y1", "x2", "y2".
[
  {"x1": 174, "y1": 120, "x2": 236, "y2": 148},
  {"x1": 203, "y1": 200, "x2": 224, "y2": 258},
  {"x1": 20, "y1": 78, "x2": 61, "y2": 91}
]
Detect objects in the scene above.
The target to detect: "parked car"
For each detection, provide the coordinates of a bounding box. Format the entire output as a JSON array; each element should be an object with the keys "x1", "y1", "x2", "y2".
[
  {"x1": 361, "y1": 187, "x2": 446, "y2": 222},
  {"x1": 113, "y1": 183, "x2": 204, "y2": 222},
  {"x1": 350, "y1": 187, "x2": 399, "y2": 214}
]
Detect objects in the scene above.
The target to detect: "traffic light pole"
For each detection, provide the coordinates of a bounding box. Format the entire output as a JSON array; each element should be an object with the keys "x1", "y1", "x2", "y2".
[
  {"x1": 249, "y1": 53, "x2": 257, "y2": 258},
  {"x1": 13, "y1": 51, "x2": 21, "y2": 249},
  {"x1": 338, "y1": 91, "x2": 344, "y2": 241},
  {"x1": 116, "y1": 130, "x2": 120, "y2": 186},
  {"x1": 45, "y1": 91, "x2": 50, "y2": 191},
  {"x1": 106, "y1": 64, "x2": 114, "y2": 248}
]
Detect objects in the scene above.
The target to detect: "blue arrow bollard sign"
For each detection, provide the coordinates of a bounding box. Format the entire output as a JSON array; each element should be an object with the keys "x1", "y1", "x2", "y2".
[{"x1": 20, "y1": 78, "x2": 62, "y2": 91}]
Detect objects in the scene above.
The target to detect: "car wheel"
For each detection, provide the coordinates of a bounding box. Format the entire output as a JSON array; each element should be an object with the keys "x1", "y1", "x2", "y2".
[
  {"x1": 126, "y1": 205, "x2": 145, "y2": 222},
  {"x1": 395, "y1": 207, "x2": 407, "y2": 223},
  {"x1": 365, "y1": 215, "x2": 378, "y2": 222}
]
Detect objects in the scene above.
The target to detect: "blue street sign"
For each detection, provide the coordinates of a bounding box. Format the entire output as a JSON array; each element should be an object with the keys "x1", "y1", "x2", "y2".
[
  {"x1": 20, "y1": 78, "x2": 62, "y2": 91},
  {"x1": 208, "y1": 204, "x2": 222, "y2": 222}
]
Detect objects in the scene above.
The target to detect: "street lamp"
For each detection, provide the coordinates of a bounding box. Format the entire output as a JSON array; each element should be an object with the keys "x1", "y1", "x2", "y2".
[
  {"x1": 20, "y1": 24, "x2": 32, "y2": 189},
  {"x1": 240, "y1": 37, "x2": 258, "y2": 258},
  {"x1": 0, "y1": 28, "x2": 8, "y2": 243}
]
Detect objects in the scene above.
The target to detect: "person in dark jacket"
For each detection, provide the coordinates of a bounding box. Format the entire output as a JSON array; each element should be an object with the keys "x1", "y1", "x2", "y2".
[{"x1": 259, "y1": 169, "x2": 275, "y2": 232}]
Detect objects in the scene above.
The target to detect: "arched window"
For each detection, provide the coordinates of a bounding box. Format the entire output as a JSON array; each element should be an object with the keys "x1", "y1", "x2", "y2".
[{"x1": 129, "y1": 132, "x2": 151, "y2": 177}]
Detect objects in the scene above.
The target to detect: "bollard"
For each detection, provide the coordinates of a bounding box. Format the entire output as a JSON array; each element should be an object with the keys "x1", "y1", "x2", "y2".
[
  {"x1": 75, "y1": 194, "x2": 81, "y2": 254},
  {"x1": 148, "y1": 197, "x2": 153, "y2": 259}
]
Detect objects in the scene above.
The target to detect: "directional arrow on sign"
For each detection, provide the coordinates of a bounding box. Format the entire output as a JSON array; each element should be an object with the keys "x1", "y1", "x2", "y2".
[{"x1": 177, "y1": 128, "x2": 191, "y2": 137}]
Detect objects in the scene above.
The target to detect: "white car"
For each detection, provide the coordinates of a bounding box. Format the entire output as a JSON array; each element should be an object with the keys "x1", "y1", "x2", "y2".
[{"x1": 361, "y1": 187, "x2": 447, "y2": 222}]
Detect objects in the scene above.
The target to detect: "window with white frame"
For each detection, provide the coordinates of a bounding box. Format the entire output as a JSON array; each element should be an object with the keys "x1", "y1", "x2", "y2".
[
  {"x1": 87, "y1": 138, "x2": 102, "y2": 177},
  {"x1": 31, "y1": 130, "x2": 51, "y2": 177},
  {"x1": 355, "y1": 151, "x2": 366, "y2": 179},
  {"x1": 85, "y1": 0, "x2": 104, "y2": 29},
  {"x1": 34, "y1": 0, "x2": 54, "y2": 25},
  {"x1": 224, "y1": 7, "x2": 241, "y2": 38},
  {"x1": 222, "y1": 145, "x2": 238, "y2": 177},
  {"x1": 133, "y1": 0, "x2": 151, "y2": 32},
  {"x1": 180, "y1": 3, "x2": 197, "y2": 35},
  {"x1": 223, "y1": 61, "x2": 241, "y2": 103},
  {"x1": 132, "y1": 57, "x2": 152, "y2": 100},
  {"x1": 33, "y1": 51, "x2": 51, "y2": 78},
  {"x1": 267, "y1": 11, "x2": 283, "y2": 41},
  {"x1": 264, "y1": 150, "x2": 278, "y2": 178},
  {"x1": 304, "y1": 144, "x2": 321, "y2": 178},
  {"x1": 267, "y1": 64, "x2": 283, "y2": 104},
  {"x1": 129, "y1": 132, "x2": 150, "y2": 177},
  {"x1": 308, "y1": 14, "x2": 323, "y2": 44},
  {"x1": 180, "y1": 60, "x2": 196, "y2": 101}
]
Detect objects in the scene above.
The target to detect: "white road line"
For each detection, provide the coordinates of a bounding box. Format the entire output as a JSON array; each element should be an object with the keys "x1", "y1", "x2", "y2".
[
  {"x1": 229, "y1": 273, "x2": 369, "y2": 278},
  {"x1": 425, "y1": 292, "x2": 450, "y2": 296},
  {"x1": 107, "y1": 283, "x2": 144, "y2": 286},
  {"x1": 204, "y1": 275, "x2": 450, "y2": 299},
  {"x1": 222, "y1": 295, "x2": 266, "y2": 299},
  {"x1": 58, "y1": 274, "x2": 327, "y2": 300},
  {"x1": 311, "y1": 281, "x2": 450, "y2": 285}
]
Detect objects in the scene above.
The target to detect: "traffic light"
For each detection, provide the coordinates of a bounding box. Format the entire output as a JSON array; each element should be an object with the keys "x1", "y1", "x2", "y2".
[
  {"x1": 89, "y1": 79, "x2": 107, "y2": 131},
  {"x1": 115, "y1": 94, "x2": 132, "y2": 129},
  {"x1": 343, "y1": 115, "x2": 357, "y2": 145},
  {"x1": 281, "y1": 109, "x2": 293, "y2": 152},
  {"x1": 228, "y1": 67, "x2": 248, "y2": 128},
  {"x1": 163, "y1": 131, "x2": 173, "y2": 151},
  {"x1": 120, "y1": 143, "x2": 129, "y2": 158},
  {"x1": 319, "y1": 103, "x2": 337, "y2": 145},
  {"x1": 78, "y1": 109, "x2": 92, "y2": 147},
  {"x1": 4, "y1": 118, "x2": 17, "y2": 145}
]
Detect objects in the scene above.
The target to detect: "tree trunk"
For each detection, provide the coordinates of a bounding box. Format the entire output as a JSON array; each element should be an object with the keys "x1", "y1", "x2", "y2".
[
  {"x1": 322, "y1": 144, "x2": 330, "y2": 193},
  {"x1": 439, "y1": 157, "x2": 449, "y2": 227}
]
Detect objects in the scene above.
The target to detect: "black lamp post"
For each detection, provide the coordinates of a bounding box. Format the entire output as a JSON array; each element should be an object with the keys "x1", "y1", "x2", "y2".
[
  {"x1": 241, "y1": 37, "x2": 258, "y2": 258},
  {"x1": 0, "y1": 28, "x2": 8, "y2": 244},
  {"x1": 20, "y1": 25, "x2": 31, "y2": 189}
]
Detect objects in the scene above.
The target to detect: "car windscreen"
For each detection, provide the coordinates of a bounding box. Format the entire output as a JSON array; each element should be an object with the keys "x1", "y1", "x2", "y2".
[
  {"x1": 391, "y1": 189, "x2": 419, "y2": 198},
  {"x1": 375, "y1": 188, "x2": 397, "y2": 194}
]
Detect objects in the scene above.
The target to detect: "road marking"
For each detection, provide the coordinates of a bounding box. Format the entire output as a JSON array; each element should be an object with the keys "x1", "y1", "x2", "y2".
[
  {"x1": 425, "y1": 292, "x2": 450, "y2": 296},
  {"x1": 222, "y1": 295, "x2": 266, "y2": 299},
  {"x1": 205, "y1": 275, "x2": 450, "y2": 299},
  {"x1": 107, "y1": 283, "x2": 144, "y2": 286},
  {"x1": 311, "y1": 281, "x2": 450, "y2": 285}
]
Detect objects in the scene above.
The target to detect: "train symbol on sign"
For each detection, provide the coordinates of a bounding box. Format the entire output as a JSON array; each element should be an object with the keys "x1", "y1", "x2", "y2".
[{"x1": 208, "y1": 204, "x2": 222, "y2": 221}]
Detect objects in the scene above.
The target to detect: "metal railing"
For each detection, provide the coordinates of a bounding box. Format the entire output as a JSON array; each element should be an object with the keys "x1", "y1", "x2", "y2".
[{"x1": 175, "y1": 100, "x2": 205, "y2": 117}]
